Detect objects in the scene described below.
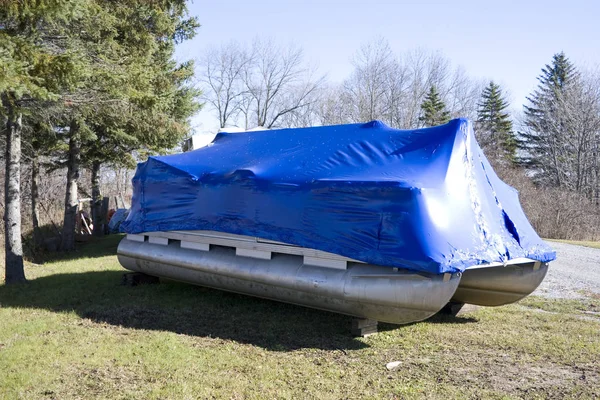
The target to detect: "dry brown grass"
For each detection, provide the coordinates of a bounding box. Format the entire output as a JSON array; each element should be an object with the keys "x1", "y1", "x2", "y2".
[{"x1": 495, "y1": 164, "x2": 600, "y2": 241}]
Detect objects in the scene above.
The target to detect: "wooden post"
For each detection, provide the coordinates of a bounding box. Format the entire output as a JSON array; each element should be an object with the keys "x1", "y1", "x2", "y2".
[
  {"x1": 121, "y1": 272, "x2": 160, "y2": 286},
  {"x1": 439, "y1": 302, "x2": 480, "y2": 317},
  {"x1": 351, "y1": 318, "x2": 378, "y2": 337},
  {"x1": 80, "y1": 213, "x2": 92, "y2": 235}
]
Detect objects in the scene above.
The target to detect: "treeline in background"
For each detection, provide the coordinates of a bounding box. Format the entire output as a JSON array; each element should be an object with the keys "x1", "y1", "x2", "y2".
[
  {"x1": 1, "y1": 2, "x2": 599, "y2": 284},
  {"x1": 199, "y1": 38, "x2": 600, "y2": 241}
]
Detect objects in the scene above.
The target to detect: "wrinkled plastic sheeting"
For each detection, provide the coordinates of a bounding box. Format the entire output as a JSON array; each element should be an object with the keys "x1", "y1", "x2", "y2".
[
  {"x1": 121, "y1": 119, "x2": 556, "y2": 274},
  {"x1": 108, "y1": 208, "x2": 129, "y2": 233}
]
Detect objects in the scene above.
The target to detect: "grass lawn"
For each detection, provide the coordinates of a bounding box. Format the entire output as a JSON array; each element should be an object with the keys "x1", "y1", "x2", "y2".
[
  {"x1": 545, "y1": 239, "x2": 600, "y2": 250},
  {"x1": 1, "y1": 235, "x2": 599, "y2": 399}
]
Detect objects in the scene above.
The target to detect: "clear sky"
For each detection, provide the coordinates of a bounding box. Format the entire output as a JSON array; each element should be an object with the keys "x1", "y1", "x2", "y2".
[{"x1": 176, "y1": 0, "x2": 600, "y2": 134}]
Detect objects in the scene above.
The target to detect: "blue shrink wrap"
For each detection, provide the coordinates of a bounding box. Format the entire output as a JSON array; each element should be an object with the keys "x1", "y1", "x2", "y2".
[{"x1": 121, "y1": 119, "x2": 556, "y2": 274}]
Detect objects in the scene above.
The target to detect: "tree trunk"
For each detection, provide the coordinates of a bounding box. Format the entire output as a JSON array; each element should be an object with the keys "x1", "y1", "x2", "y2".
[
  {"x1": 91, "y1": 160, "x2": 104, "y2": 237},
  {"x1": 31, "y1": 153, "x2": 43, "y2": 247},
  {"x1": 60, "y1": 121, "x2": 80, "y2": 251},
  {"x1": 3, "y1": 96, "x2": 26, "y2": 283}
]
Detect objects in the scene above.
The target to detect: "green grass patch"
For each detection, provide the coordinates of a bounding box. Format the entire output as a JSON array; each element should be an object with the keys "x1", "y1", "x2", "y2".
[
  {"x1": 1, "y1": 235, "x2": 599, "y2": 399},
  {"x1": 545, "y1": 238, "x2": 600, "y2": 249}
]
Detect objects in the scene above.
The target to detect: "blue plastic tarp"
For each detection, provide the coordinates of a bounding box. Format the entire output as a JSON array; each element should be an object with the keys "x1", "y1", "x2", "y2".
[
  {"x1": 121, "y1": 119, "x2": 556, "y2": 274},
  {"x1": 108, "y1": 208, "x2": 129, "y2": 233}
]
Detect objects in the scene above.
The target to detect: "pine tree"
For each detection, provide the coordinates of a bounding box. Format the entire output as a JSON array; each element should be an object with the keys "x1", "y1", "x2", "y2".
[
  {"x1": 419, "y1": 86, "x2": 450, "y2": 127},
  {"x1": 2, "y1": 1, "x2": 201, "y2": 256},
  {"x1": 1, "y1": 0, "x2": 83, "y2": 283},
  {"x1": 476, "y1": 81, "x2": 516, "y2": 162},
  {"x1": 56, "y1": 0, "x2": 201, "y2": 249},
  {"x1": 519, "y1": 52, "x2": 578, "y2": 186}
]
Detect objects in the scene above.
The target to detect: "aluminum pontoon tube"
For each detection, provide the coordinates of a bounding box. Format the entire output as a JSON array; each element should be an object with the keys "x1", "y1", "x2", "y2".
[
  {"x1": 117, "y1": 237, "x2": 462, "y2": 325},
  {"x1": 451, "y1": 260, "x2": 549, "y2": 306}
]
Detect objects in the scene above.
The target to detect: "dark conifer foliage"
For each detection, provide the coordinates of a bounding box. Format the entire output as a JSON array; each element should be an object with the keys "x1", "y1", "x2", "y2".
[
  {"x1": 419, "y1": 85, "x2": 450, "y2": 127},
  {"x1": 476, "y1": 81, "x2": 516, "y2": 162},
  {"x1": 519, "y1": 52, "x2": 578, "y2": 185},
  {"x1": 1, "y1": 0, "x2": 201, "y2": 279}
]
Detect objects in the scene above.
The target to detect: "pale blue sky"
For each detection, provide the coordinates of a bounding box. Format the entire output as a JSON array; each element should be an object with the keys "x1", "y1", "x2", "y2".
[{"x1": 176, "y1": 0, "x2": 600, "y2": 133}]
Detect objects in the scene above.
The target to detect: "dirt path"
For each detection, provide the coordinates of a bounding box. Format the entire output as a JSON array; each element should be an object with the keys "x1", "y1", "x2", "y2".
[{"x1": 534, "y1": 241, "x2": 600, "y2": 299}]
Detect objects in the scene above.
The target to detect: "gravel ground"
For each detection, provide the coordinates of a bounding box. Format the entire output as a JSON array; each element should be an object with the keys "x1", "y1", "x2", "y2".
[{"x1": 534, "y1": 241, "x2": 600, "y2": 299}]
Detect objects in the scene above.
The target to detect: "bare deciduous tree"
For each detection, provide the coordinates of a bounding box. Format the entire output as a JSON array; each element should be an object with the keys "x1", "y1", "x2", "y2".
[
  {"x1": 243, "y1": 39, "x2": 325, "y2": 128},
  {"x1": 330, "y1": 41, "x2": 482, "y2": 129},
  {"x1": 315, "y1": 85, "x2": 353, "y2": 126},
  {"x1": 552, "y1": 72, "x2": 600, "y2": 199},
  {"x1": 200, "y1": 39, "x2": 326, "y2": 130},
  {"x1": 199, "y1": 41, "x2": 251, "y2": 129},
  {"x1": 342, "y1": 38, "x2": 399, "y2": 123}
]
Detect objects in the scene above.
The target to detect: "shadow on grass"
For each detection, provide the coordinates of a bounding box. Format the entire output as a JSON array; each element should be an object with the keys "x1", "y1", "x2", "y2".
[
  {"x1": 375, "y1": 312, "x2": 478, "y2": 333},
  {"x1": 424, "y1": 314, "x2": 479, "y2": 324},
  {"x1": 32, "y1": 234, "x2": 125, "y2": 264},
  {"x1": 5, "y1": 234, "x2": 476, "y2": 350},
  {"x1": 0, "y1": 268, "x2": 373, "y2": 351}
]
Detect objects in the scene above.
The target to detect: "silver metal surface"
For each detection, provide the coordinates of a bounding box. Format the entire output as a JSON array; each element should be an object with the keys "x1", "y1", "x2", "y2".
[
  {"x1": 117, "y1": 237, "x2": 461, "y2": 325},
  {"x1": 451, "y1": 261, "x2": 549, "y2": 306},
  {"x1": 117, "y1": 230, "x2": 550, "y2": 324}
]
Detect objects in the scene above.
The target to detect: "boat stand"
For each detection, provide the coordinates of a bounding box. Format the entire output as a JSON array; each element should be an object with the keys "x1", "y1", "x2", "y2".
[
  {"x1": 351, "y1": 318, "x2": 378, "y2": 337},
  {"x1": 121, "y1": 271, "x2": 160, "y2": 286}
]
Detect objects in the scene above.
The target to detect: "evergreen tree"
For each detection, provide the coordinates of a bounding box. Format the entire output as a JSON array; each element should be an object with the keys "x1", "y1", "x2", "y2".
[
  {"x1": 519, "y1": 52, "x2": 578, "y2": 186},
  {"x1": 476, "y1": 81, "x2": 516, "y2": 162},
  {"x1": 2, "y1": 1, "x2": 201, "y2": 256},
  {"x1": 419, "y1": 86, "x2": 450, "y2": 127},
  {"x1": 1, "y1": 0, "x2": 83, "y2": 283},
  {"x1": 55, "y1": 0, "x2": 200, "y2": 249}
]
